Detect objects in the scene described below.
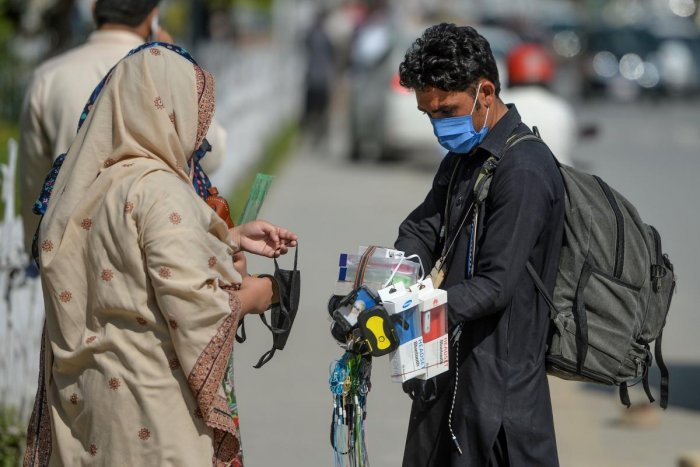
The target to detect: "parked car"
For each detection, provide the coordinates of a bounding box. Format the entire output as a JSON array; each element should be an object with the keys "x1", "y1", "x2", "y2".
[
  {"x1": 580, "y1": 26, "x2": 662, "y2": 100},
  {"x1": 347, "y1": 20, "x2": 441, "y2": 162}
]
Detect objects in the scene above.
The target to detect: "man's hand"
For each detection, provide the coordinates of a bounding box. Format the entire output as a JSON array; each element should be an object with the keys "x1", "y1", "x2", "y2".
[{"x1": 230, "y1": 220, "x2": 298, "y2": 258}]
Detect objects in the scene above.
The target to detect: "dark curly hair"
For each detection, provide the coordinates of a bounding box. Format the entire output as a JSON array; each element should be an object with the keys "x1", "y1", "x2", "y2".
[
  {"x1": 399, "y1": 23, "x2": 501, "y2": 96},
  {"x1": 94, "y1": 0, "x2": 160, "y2": 28}
]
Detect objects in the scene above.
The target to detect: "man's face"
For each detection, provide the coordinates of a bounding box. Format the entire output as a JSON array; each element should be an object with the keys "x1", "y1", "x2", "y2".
[{"x1": 415, "y1": 85, "x2": 487, "y2": 130}]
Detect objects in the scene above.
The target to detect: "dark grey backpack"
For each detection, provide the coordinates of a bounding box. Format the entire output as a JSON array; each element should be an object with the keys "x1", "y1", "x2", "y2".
[{"x1": 475, "y1": 129, "x2": 676, "y2": 408}]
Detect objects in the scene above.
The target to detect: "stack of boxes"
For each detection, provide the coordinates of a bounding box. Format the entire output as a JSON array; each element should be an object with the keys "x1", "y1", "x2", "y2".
[{"x1": 332, "y1": 247, "x2": 450, "y2": 383}]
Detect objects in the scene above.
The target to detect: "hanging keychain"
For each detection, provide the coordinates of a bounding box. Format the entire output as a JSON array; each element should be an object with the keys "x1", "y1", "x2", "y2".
[{"x1": 329, "y1": 352, "x2": 372, "y2": 467}]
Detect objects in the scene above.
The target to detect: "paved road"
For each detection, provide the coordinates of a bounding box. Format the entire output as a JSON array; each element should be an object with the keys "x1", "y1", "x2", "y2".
[{"x1": 232, "y1": 99, "x2": 700, "y2": 466}]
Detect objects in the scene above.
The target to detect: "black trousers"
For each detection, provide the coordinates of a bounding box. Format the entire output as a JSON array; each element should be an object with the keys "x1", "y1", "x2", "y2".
[{"x1": 489, "y1": 426, "x2": 510, "y2": 467}]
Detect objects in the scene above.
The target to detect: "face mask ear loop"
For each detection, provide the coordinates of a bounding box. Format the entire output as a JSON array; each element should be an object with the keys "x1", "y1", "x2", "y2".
[
  {"x1": 469, "y1": 82, "x2": 483, "y2": 116},
  {"x1": 480, "y1": 105, "x2": 490, "y2": 133}
]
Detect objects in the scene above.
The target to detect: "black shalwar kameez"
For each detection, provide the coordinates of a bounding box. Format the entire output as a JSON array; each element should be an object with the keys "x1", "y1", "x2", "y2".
[{"x1": 396, "y1": 105, "x2": 565, "y2": 467}]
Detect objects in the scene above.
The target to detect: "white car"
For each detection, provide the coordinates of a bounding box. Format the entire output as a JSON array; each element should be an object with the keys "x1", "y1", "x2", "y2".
[{"x1": 348, "y1": 21, "x2": 442, "y2": 162}]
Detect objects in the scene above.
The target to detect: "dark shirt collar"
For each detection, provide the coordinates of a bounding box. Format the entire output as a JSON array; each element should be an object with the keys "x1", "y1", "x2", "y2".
[{"x1": 477, "y1": 103, "x2": 522, "y2": 157}]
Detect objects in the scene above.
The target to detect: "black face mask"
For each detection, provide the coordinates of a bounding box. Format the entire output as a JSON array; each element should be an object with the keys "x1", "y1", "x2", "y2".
[{"x1": 252, "y1": 246, "x2": 300, "y2": 368}]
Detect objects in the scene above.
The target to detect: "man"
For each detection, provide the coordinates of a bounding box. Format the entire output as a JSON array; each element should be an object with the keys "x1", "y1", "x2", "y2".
[
  {"x1": 395, "y1": 24, "x2": 564, "y2": 466},
  {"x1": 18, "y1": 0, "x2": 226, "y2": 253},
  {"x1": 500, "y1": 42, "x2": 576, "y2": 166}
]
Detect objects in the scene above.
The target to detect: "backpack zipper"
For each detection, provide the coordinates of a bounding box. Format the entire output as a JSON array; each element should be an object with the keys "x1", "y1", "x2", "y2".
[
  {"x1": 649, "y1": 225, "x2": 663, "y2": 265},
  {"x1": 546, "y1": 355, "x2": 616, "y2": 385},
  {"x1": 648, "y1": 226, "x2": 665, "y2": 293},
  {"x1": 593, "y1": 176, "x2": 625, "y2": 279}
]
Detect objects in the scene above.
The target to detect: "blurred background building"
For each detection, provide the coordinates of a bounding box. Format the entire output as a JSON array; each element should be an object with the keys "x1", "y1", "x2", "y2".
[{"x1": 1, "y1": 0, "x2": 700, "y2": 465}]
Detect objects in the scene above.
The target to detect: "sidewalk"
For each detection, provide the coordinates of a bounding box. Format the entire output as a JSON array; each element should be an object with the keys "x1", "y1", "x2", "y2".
[{"x1": 232, "y1": 135, "x2": 700, "y2": 467}]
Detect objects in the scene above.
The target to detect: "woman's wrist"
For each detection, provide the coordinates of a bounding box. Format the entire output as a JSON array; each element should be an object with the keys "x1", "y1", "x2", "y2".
[
  {"x1": 229, "y1": 226, "x2": 242, "y2": 253},
  {"x1": 254, "y1": 274, "x2": 279, "y2": 305}
]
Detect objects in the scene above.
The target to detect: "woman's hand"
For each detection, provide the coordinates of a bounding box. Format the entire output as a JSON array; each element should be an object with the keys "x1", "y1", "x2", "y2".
[
  {"x1": 237, "y1": 275, "x2": 275, "y2": 316},
  {"x1": 230, "y1": 220, "x2": 297, "y2": 258},
  {"x1": 232, "y1": 252, "x2": 248, "y2": 277}
]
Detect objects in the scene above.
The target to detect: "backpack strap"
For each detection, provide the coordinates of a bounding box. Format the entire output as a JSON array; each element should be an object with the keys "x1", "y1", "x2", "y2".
[
  {"x1": 473, "y1": 132, "x2": 544, "y2": 204},
  {"x1": 655, "y1": 330, "x2": 670, "y2": 409},
  {"x1": 434, "y1": 130, "x2": 547, "y2": 286},
  {"x1": 525, "y1": 263, "x2": 558, "y2": 321},
  {"x1": 619, "y1": 383, "x2": 632, "y2": 408}
]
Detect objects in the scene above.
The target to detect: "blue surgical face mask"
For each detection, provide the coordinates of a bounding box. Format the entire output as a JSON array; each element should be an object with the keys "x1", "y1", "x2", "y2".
[{"x1": 430, "y1": 83, "x2": 489, "y2": 154}]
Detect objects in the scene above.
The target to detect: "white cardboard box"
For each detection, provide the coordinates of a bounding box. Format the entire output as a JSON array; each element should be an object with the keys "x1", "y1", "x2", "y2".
[
  {"x1": 411, "y1": 279, "x2": 450, "y2": 380},
  {"x1": 378, "y1": 285, "x2": 426, "y2": 382}
]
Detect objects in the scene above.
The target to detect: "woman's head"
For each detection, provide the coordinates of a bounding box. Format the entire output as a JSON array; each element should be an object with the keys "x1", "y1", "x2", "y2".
[
  {"x1": 76, "y1": 44, "x2": 215, "y2": 173},
  {"x1": 37, "y1": 44, "x2": 215, "y2": 233}
]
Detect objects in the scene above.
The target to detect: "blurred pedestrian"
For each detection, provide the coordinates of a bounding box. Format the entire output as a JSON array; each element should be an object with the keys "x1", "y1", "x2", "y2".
[
  {"x1": 302, "y1": 8, "x2": 336, "y2": 148},
  {"x1": 501, "y1": 43, "x2": 576, "y2": 167},
  {"x1": 18, "y1": 0, "x2": 227, "y2": 255},
  {"x1": 23, "y1": 44, "x2": 297, "y2": 466},
  {"x1": 395, "y1": 24, "x2": 564, "y2": 466}
]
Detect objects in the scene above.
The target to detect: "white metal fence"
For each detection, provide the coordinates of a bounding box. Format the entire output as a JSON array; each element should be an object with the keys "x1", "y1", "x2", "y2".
[{"x1": 0, "y1": 140, "x2": 44, "y2": 424}]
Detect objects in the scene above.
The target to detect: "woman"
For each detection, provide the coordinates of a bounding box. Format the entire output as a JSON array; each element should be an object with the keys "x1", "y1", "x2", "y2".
[{"x1": 23, "y1": 44, "x2": 296, "y2": 466}]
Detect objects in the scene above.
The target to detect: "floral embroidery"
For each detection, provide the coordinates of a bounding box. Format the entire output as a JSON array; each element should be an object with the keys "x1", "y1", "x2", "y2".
[
  {"x1": 80, "y1": 218, "x2": 92, "y2": 230},
  {"x1": 169, "y1": 358, "x2": 180, "y2": 370},
  {"x1": 169, "y1": 212, "x2": 182, "y2": 225},
  {"x1": 188, "y1": 290, "x2": 242, "y2": 465},
  {"x1": 86, "y1": 336, "x2": 96, "y2": 344},
  {"x1": 154, "y1": 96, "x2": 165, "y2": 110},
  {"x1": 89, "y1": 444, "x2": 97, "y2": 456},
  {"x1": 70, "y1": 393, "x2": 78, "y2": 405},
  {"x1": 194, "y1": 407, "x2": 203, "y2": 419},
  {"x1": 138, "y1": 428, "x2": 151, "y2": 441},
  {"x1": 41, "y1": 240, "x2": 53, "y2": 252},
  {"x1": 122, "y1": 162, "x2": 134, "y2": 168},
  {"x1": 159, "y1": 267, "x2": 172, "y2": 279},
  {"x1": 59, "y1": 290, "x2": 72, "y2": 303},
  {"x1": 149, "y1": 48, "x2": 161, "y2": 56},
  {"x1": 124, "y1": 201, "x2": 134, "y2": 214},
  {"x1": 208, "y1": 256, "x2": 217, "y2": 268},
  {"x1": 169, "y1": 112, "x2": 176, "y2": 125},
  {"x1": 168, "y1": 319, "x2": 178, "y2": 330},
  {"x1": 101, "y1": 269, "x2": 114, "y2": 282},
  {"x1": 22, "y1": 328, "x2": 52, "y2": 466},
  {"x1": 136, "y1": 317, "x2": 148, "y2": 326},
  {"x1": 194, "y1": 66, "x2": 215, "y2": 149},
  {"x1": 103, "y1": 158, "x2": 116, "y2": 168},
  {"x1": 108, "y1": 378, "x2": 120, "y2": 390}
]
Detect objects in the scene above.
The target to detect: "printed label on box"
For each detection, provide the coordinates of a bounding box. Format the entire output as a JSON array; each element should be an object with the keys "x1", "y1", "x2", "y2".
[
  {"x1": 418, "y1": 334, "x2": 449, "y2": 379},
  {"x1": 390, "y1": 336, "x2": 426, "y2": 382}
]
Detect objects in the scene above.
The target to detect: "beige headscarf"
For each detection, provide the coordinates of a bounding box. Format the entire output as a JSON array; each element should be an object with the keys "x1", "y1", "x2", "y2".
[
  {"x1": 40, "y1": 46, "x2": 214, "y2": 255},
  {"x1": 26, "y1": 46, "x2": 244, "y2": 466}
]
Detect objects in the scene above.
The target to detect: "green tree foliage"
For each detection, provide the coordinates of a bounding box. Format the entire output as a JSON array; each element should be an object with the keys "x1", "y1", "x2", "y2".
[{"x1": 0, "y1": 407, "x2": 24, "y2": 467}]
